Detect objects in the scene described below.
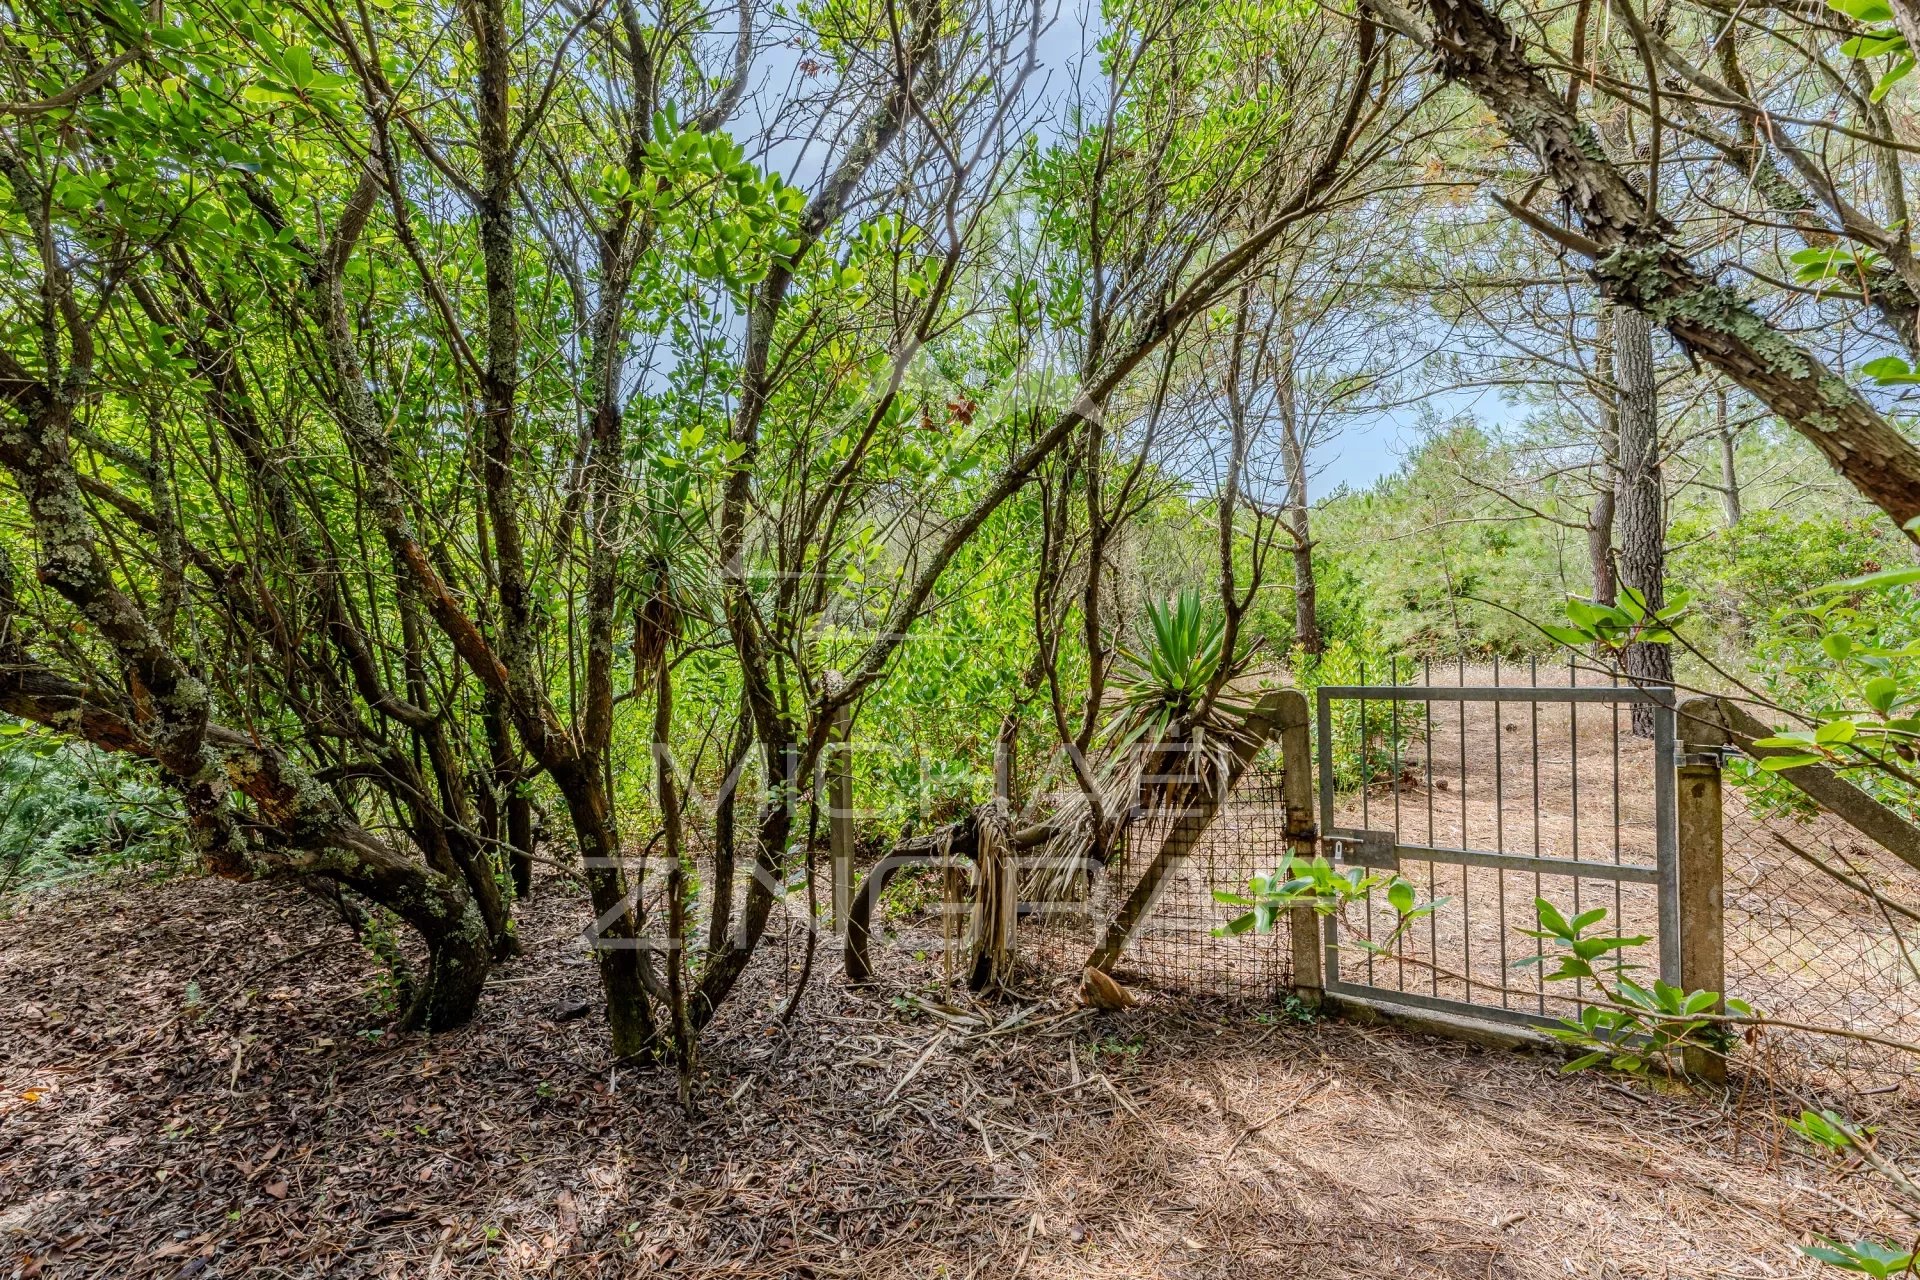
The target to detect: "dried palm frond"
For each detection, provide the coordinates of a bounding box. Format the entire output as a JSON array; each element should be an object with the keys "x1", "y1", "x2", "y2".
[
  {"x1": 1078, "y1": 965, "x2": 1136, "y2": 1010},
  {"x1": 964, "y1": 798, "x2": 1017, "y2": 990}
]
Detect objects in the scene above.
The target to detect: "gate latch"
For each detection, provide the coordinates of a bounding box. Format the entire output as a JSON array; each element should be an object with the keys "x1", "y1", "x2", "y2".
[
  {"x1": 1680, "y1": 745, "x2": 1740, "y2": 768},
  {"x1": 1324, "y1": 827, "x2": 1400, "y2": 870}
]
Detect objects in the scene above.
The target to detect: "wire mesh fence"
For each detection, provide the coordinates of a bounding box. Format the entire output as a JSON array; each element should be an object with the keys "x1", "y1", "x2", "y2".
[
  {"x1": 980, "y1": 657, "x2": 1920, "y2": 1150},
  {"x1": 1019, "y1": 765, "x2": 1297, "y2": 998}
]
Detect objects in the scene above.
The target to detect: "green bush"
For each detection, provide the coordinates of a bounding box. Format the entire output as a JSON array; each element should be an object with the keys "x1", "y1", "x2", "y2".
[
  {"x1": 1670, "y1": 507, "x2": 1901, "y2": 655},
  {"x1": 0, "y1": 722, "x2": 184, "y2": 897},
  {"x1": 1291, "y1": 633, "x2": 1416, "y2": 791}
]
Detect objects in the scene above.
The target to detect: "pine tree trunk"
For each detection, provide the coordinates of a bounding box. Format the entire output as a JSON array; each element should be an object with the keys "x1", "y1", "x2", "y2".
[
  {"x1": 1588, "y1": 302, "x2": 1618, "y2": 605},
  {"x1": 1716, "y1": 388, "x2": 1743, "y2": 527},
  {"x1": 1611, "y1": 306, "x2": 1672, "y2": 736}
]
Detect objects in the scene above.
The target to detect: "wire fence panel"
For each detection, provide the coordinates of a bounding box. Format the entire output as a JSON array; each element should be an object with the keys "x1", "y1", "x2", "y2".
[
  {"x1": 1006, "y1": 660, "x2": 1920, "y2": 1139},
  {"x1": 1723, "y1": 798, "x2": 1920, "y2": 1095},
  {"x1": 1020, "y1": 767, "x2": 1296, "y2": 998}
]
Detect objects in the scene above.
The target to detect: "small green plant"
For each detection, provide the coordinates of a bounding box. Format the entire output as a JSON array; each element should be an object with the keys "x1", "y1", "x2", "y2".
[
  {"x1": 1083, "y1": 1034, "x2": 1144, "y2": 1064},
  {"x1": 1786, "y1": 1109, "x2": 1920, "y2": 1275},
  {"x1": 1801, "y1": 1238, "x2": 1918, "y2": 1278},
  {"x1": 1106, "y1": 590, "x2": 1251, "y2": 747},
  {"x1": 1789, "y1": 1107, "x2": 1876, "y2": 1155},
  {"x1": 1212, "y1": 854, "x2": 1444, "y2": 954},
  {"x1": 1256, "y1": 993, "x2": 1321, "y2": 1026},
  {"x1": 357, "y1": 908, "x2": 413, "y2": 1016},
  {"x1": 1517, "y1": 898, "x2": 1748, "y2": 1075}
]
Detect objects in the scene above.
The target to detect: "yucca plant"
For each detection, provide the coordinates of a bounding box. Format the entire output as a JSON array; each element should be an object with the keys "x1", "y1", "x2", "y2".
[
  {"x1": 1104, "y1": 590, "x2": 1257, "y2": 765},
  {"x1": 626, "y1": 470, "x2": 718, "y2": 678},
  {"x1": 1027, "y1": 591, "x2": 1261, "y2": 905}
]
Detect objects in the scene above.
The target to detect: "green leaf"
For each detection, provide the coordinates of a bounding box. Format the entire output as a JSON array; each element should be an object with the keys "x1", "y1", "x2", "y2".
[
  {"x1": 1816, "y1": 566, "x2": 1920, "y2": 593},
  {"x1": 1758, "y1": 753, "x2": 1826, "y2": 771},
  {"x1": 1831, "y1": 0, "x2": 1896, "y2": 22},
  {"x1": 1874, "y1": 53, "x2": 1915, "y2": 100},
  {"x1": 1842, "y1": 30, "x2": 1908, "y2": 59},
  {"x1": 1858, "y1": 355, "x2": 1920, "y2": 385},
  {"x1": 1800, "y1": 1237, "x2": 1916, "y2": 1277},
  {"x1": 1213, "y1": 912, "x2": 1257, "y2": 938},
  {"x1": 1538, "y1": 623, "x2": 1591, "y2": 647},
  {"x1": 1815, "y1": 718, "x2": 1860, "y2": 744},
  {"x1": 1864, "y1": 676, "x2": 1901, "y2": 716},
  {"x1": 1752, "y1": 731, "x2": 1816, "y2": 748},
  {"x1": 1534, "y1": 897, "x2": 1574, "y2": 940},
  {"x1": 1565, "y1": 598, "x2": 1612, "y2": 629}
]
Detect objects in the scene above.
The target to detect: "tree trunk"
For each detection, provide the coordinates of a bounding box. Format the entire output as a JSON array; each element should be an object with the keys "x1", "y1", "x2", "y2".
[
  {"x1": 1587, "y1": 488, "x2": 1616, "y2": 607},
  {"x1": 691, "y1": 744, "x2": 798, "y2": 1031},
  {"x1": 1716, "y1": 388, "x2": 1743, "y2": 527},
  {"x1": 507, "y1": 788, "x2": 533, "y2": 898},
  {"x1": 1276, "y1": 325, "x2": 1323, "y2": 655},
  {"x1": 483, "y1": 693, "x2": 533, "y2": 897},
  {"x1": 1588, "y1": 302, "x2": 1618, "y2": 605},
  {"x1": 551, "y1": 759, "x2": 660, "y2": 1059},
  {"x1": 408, "y1": 875, "x2": 494, "y2": 1031},
  {"x1": 708, "y1": 695, "x2": 753, "y2": 954},
  {"x1": 1611, "y1": 306, "x2": 1672, "y2": 736}
]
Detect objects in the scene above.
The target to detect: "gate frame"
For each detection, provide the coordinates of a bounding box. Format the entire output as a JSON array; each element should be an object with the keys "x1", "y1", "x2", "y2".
[{"x1": 1312, "y1": 682, "x2": 1680, "y2": 1035}]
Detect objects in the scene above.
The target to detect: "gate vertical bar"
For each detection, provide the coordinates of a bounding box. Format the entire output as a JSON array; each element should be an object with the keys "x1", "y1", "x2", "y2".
[
  {"x1": 1653, "y1": 692, "x2": 1682, "y2": 987},
  {"x1": 1316, "y1": 688, "x2": 1340, "y2": 990}
]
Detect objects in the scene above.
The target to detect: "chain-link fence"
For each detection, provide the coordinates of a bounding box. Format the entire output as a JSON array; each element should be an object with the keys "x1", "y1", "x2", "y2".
[
  {"x1": 949, "y1": 668, "x2": 1920, "y2": 1142},
  {"x1": 1723, "y1": 795, "x2": 1920, "y2": 1096}
]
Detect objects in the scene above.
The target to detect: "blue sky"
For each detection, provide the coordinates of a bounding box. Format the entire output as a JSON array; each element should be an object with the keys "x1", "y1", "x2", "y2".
[{"x1": 1317, "y1": 413, "x2": 1419, "y2": 494}]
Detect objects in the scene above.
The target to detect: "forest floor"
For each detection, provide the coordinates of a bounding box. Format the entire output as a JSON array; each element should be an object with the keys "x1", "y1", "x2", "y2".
[{"x1": 0, "y1": 870, "x2": 1909, "y2": 1280}]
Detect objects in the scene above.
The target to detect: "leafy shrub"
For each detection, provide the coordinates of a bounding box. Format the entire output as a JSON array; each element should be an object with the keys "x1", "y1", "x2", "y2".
[
  {"x1": 0, "y1": 722, "x2": 184, "y2": 898},
  {"x1": 1291, "y1": 632, "x2": 1415, "y2": 790},
  {"x1": 1669, "y1": 507, "x2": 1900, "y2": 654},
  {"x1": 1736, "y1": 566, "x2": 1920, "y2": 822}
]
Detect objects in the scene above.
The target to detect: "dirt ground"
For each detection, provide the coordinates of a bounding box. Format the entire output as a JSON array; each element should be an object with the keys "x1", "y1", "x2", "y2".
[{"x1": 2, "y1": 867, "x2": 1909, "y2": 1279}]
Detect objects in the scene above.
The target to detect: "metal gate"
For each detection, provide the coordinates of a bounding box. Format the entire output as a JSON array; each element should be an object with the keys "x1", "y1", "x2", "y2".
[{"x1": 1314, "y1": 678, "x2": 1678, "y2": 1033}]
